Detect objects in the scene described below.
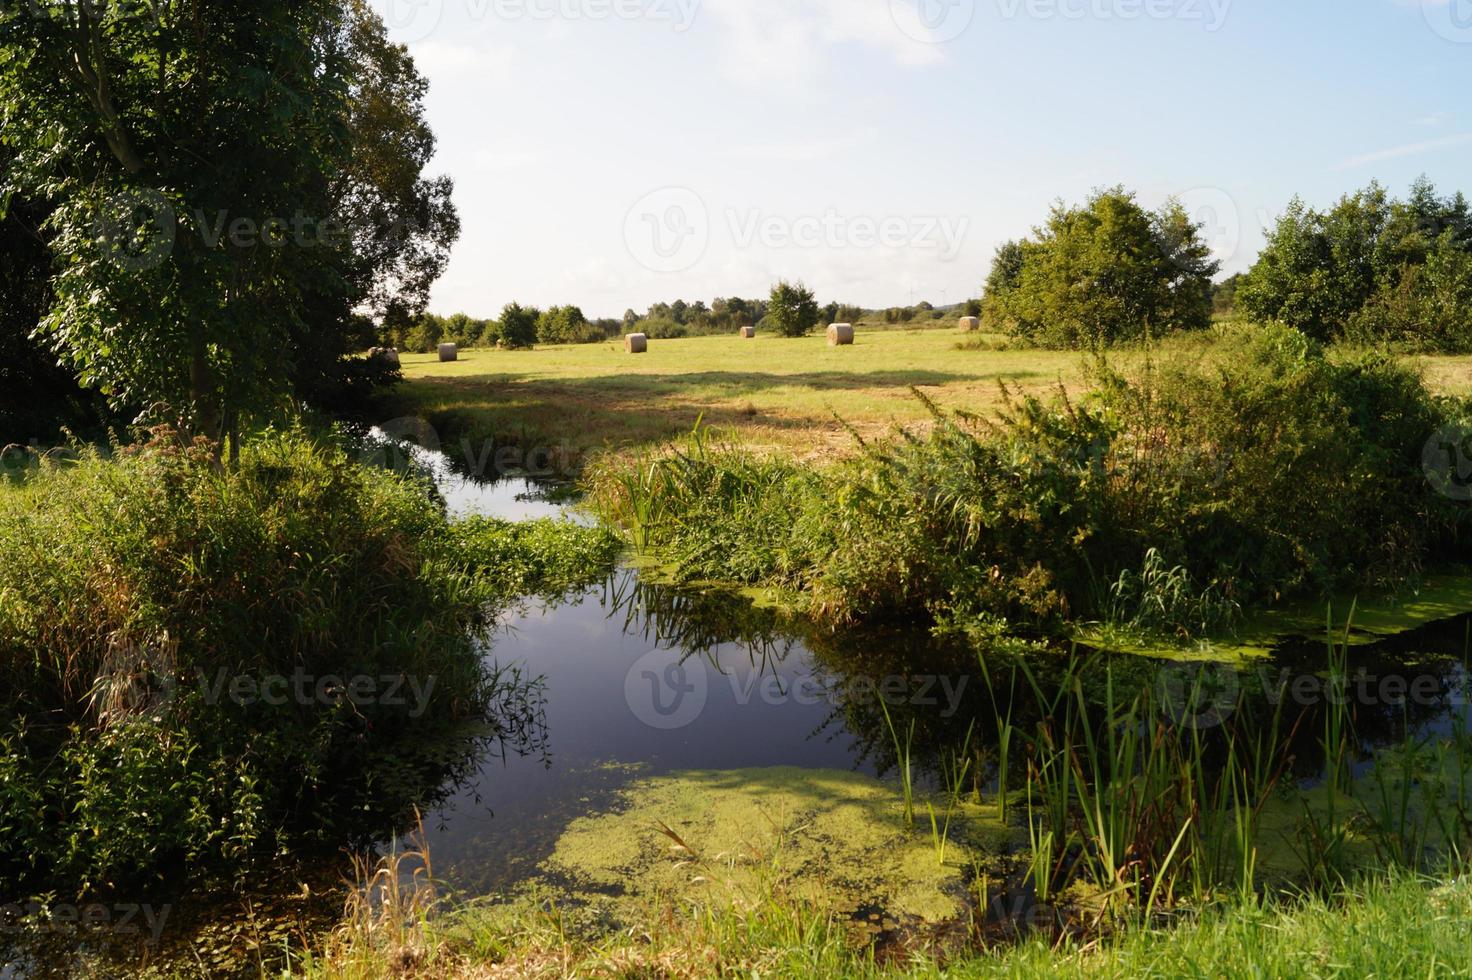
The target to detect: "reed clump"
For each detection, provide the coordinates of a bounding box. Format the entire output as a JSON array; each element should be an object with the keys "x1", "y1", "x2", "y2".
[{"x1": 592, "y1": 323, "x2": 1468, "y2": 641}]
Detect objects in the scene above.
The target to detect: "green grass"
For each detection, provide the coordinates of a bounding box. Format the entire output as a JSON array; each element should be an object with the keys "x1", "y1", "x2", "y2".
[
  {"x1": 0, "y1": 428, "x2": 621, "y2": 897},
  {"x1": 296, "y1": 869, "x2": 1472, "y2": 978},
  {"x1": 389, "y1": 326, "x2": 1472, "y2": 468},
  {"x1": 388, "y1": 327, "x2": 1094, "y2": 462}
]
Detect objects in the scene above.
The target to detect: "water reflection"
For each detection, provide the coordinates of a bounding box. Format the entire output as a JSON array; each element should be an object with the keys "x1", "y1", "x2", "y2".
[{"x1": 413, "y1": 566, "x2": 1472, "y2": 898}]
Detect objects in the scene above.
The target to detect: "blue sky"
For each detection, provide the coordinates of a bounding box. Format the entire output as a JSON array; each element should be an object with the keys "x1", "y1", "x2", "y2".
[{"x1": 375, "y1": 0, "x2": 1472, "y2": 317}]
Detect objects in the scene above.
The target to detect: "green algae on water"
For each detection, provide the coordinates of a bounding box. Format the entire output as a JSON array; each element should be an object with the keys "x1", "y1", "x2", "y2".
[{"x1": 509, "y1": 767, "x2": 1018, "y2": 926}]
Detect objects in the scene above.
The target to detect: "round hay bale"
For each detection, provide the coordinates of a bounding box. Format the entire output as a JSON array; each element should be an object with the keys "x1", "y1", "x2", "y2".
[
  {"x1": 827, "y1": 323, "x2": 855, "y2": 346},
  {"x1": 625, "y1": 333, "x2": 648, "y2": 354},
  {"x1": 958, "y1": 316, "x2": 980, "y2": 333},
  {"x1": 368, "y1": 347, "x2": 401, "y2": 367},
  {"x1": 739, "y1": 326, "x2": 756, "y2": 339},
  {"x1": 438, "y1": 343, "x2": 458, "y2": 362}
]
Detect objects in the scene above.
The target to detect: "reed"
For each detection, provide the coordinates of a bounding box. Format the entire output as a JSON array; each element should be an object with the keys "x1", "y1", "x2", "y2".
[{"x1": 881, "y1": 699, "x2": 916, "y2": 827}]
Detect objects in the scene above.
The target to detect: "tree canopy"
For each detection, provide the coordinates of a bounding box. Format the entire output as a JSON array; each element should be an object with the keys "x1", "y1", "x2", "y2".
[
  {"x1": 0, "y1": 0, "x2": 456, "y2": 445},
  {"x1": 1238, "y1": 178, "x2": 1472, "y2": 351},
  {"x1": 981, "y1": 187, "x2": 1219, "y2": 348}
]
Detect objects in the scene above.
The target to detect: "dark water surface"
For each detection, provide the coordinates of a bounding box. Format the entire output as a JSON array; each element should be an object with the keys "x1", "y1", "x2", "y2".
[{"x1": 8, "y1": 451, "x2": 1472, "y2": 976}]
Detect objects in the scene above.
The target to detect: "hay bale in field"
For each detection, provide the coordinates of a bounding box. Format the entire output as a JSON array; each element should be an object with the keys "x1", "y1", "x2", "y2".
[
  {"x1": 368, "y1": 347, "x2": 401, "y2": 367},
  {"x1": 827, "y1": 323, "x2": 854, "y2": 346},
  {"x1": 958, "y1": 316, "x2": 980, "y2": 333},
  {"x1": 438, "y1": 343, "x2": 458, "y2": 362},
  {"x1": 739, "y1": 326, "x2": 756, "y2": 339},
  {"x1": 625, "y1": 333, "x2": 648, "y2": 354}
]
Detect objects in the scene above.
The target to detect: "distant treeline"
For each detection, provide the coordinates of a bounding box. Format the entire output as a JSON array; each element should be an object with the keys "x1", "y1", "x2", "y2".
[
  {"x1": 982, "y1": 178, "x2": 1472, "y2": 352},
  {"x1": 386, "y1": 296, "x2": 978, "y2": 353}
]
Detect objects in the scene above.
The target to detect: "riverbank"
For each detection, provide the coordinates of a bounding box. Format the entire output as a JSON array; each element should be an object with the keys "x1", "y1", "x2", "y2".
[{"x1": 301, "y1": 866, "x2": 1472, "y2": 978}]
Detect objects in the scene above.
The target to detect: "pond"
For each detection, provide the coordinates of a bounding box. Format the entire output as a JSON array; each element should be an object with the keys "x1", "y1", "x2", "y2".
[
  {"x1": 403, "y1": 447, "x2": 1472, "y2": 904},
  {"x1": 7, "y1": 443, "x2": 1472, "y2": 977}
]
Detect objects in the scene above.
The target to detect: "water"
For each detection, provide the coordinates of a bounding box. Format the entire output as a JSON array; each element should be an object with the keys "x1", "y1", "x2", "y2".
[
  {"x1": 10, "y1": 446, "x2": 1472, "y2": 975},
  {"x1": 405, "y1": 463, "x2": 1472, "y2": 897}
]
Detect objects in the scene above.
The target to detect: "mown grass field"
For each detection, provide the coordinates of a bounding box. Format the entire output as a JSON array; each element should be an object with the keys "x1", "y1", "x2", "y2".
[
  {"x1": 390, "y1": 325, "x2": 1472, "y2": 465},
  {"x1": 390, "y1": 327, "x2": 1093, "y2": 462}
]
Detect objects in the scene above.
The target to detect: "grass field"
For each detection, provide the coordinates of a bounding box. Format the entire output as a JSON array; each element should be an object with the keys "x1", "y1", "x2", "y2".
[
  {"x1": 390, "y1": 328, "x2": 1091, "y2": 462},
  {"x1": 389, "y1": 326, "x2": 1472, "y2": 467}
]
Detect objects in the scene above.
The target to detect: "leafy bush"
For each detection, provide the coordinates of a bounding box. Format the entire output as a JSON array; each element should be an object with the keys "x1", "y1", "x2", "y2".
[
  {"x1": 981, "y1": 187, "x2": 1219, "y2": 348},
  {"x1": 639, "y1": 318, "x2": 688, "y2": 340},
  {"x1": 594, "y1": 325, "x2": 1466, "y2": 638},
  {"x1": 1240, "y1": 179, "x2": 1472, "y2": 351},
  {"x1": 767, "y1": 281, "x2": 820, "y2": 337},
  {"x1": 0, "y1": 429, "x2": 619, "y2": 897},
  {"x1": 536, "y1": 305, "x2": 589, "y2": 345}
]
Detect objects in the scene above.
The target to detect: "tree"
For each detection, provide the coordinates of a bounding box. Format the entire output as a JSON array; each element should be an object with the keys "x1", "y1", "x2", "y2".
[
  {"x1": 981, "y1": 188, "x2": 1219, "y2": 347},
  {"x1": 767, "y1": 281, "x2": 820, "y2": 337},
  {"x1": 1212, "y1": 273, "x2": 1244, "y2": 316},
  {"x1": 0, "y1": 1, "x2": 457, "y2": 448},
  {"x1": 537, "y1": 305, "x2": 589, "y2": 344},
  {"x1": 499, "y1": 303, "x2": 539, "y2": 349},
  {"x1": 296, "y1": 0, "x2": 458, "y2": 406},
  {"x1": 1238, "y1": 179, "x2": 1472, "y2": 349}
]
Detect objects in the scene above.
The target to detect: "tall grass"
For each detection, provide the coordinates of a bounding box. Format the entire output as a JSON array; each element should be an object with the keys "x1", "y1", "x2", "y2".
[
  {"x1": 990, "y1": 624, "x2": 1472, "y2": 921},
  {"x1": 591, "y1": 324, "x2": 1468, "y2": 641},
  {"x1": 0, "y1": 427, "x2": 620, "y2": 898}
]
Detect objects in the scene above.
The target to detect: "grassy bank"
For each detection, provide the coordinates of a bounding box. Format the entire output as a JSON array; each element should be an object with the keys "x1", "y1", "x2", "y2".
[
  {"x1": 386, "y1": 325, "x2": 1472, "y2": 468},
  {"x1": 0, "y1": 429, "x2": 619, "y2": 900},
  {"x1": 297, "y1": 863, "x2": 1472, "y2": 978}
]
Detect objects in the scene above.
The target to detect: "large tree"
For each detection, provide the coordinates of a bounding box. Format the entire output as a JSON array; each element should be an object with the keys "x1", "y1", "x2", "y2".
[
  {"x1": 981, "y1": 188, "x2": 1219, "y2": 348},
  {"x1": 0, "y1": 1, "x2": 456, "y2": 446},
  {"x1": 1239, "y1": 178, "x2": 1472, "y2": 349}
]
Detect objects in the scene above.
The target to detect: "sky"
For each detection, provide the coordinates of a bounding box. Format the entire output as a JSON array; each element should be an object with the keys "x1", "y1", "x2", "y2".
[{"x1": 372, "y1": 0, "x2": 1472, "y2": 319}]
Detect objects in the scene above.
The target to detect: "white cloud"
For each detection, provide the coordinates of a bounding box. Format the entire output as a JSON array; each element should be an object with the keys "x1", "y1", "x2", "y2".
[
  {"x1": 1335, "y1": 132, "x2": 1472, "y2": 170},
  {"x1": 1410, "y1": 111, "x2": 1452, "y2": 127},
  {"x1": 701, "y1": 0, "x2": 950, "y2": 88},
  {"x1": 409, "y1": 39, "x2": 518, "y2": 83}
]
